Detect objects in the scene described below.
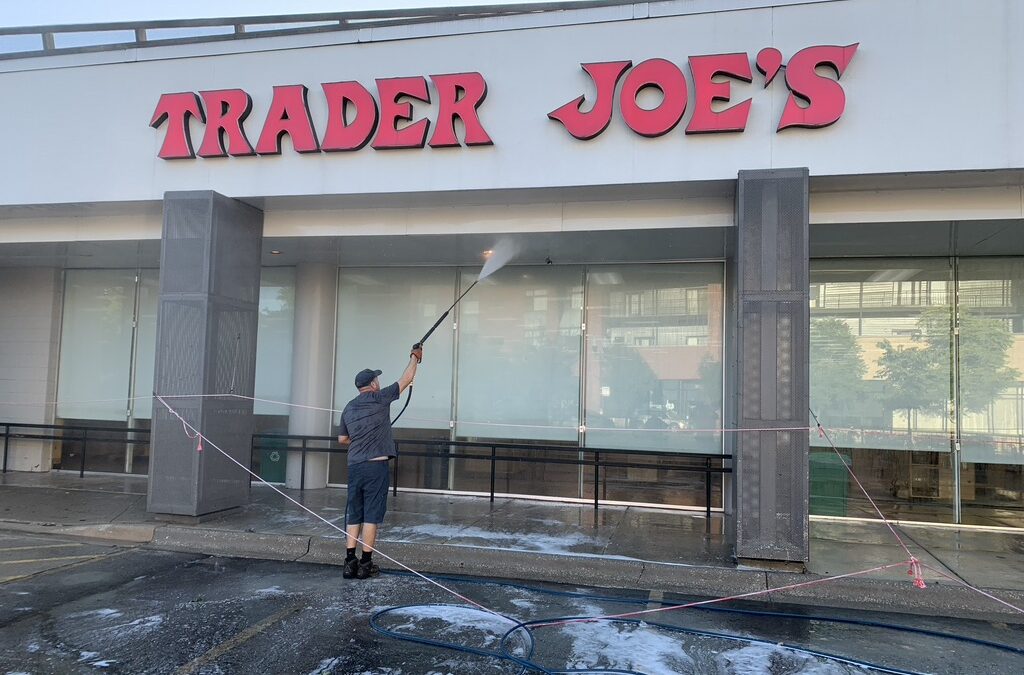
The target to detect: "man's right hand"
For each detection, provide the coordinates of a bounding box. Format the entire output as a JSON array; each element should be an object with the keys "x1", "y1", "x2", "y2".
[{"x1": 410, "y1": 343, "x2": 423, "y2": 363}]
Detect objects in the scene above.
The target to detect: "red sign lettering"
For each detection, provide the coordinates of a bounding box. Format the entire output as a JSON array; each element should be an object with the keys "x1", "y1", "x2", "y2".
[
  {"x1": 549, "y1": 44, "x2": 857, "y2": 140},
  {"x1": 686, "y1": 53, "x2": 752, "y2": 134},
  {"x1": 619, "y1": 59, "x2": 688, "y2": 138},
  {"x1": 197, "y1": 89, "x2": 255, "y2": 158},
  {"x1": 321, "y1": 81, "x2": 378, "y2": 152},
  {"x1": 547, "y1": 61, "x2": 630, "y2": 140},
  {"x1": 373, "y1": 77, "x2": 432, "y2": 150},
  {"x1": 755, "y1": 47, "x2": 783, "y2": 86},
  {"x1": 777, "y1": 44, "x2": 859, "y2": 130},
  {"x1": 150, "y1": 92, "x2": 204, "y2": 159},
  {"x1": 256, "y1": 85, "x2": 320, "y2": 154},
  {"x1": 152, "y1": 72, "x2": 492, "y2": 160},
  {"x1": 150, "y1": 46, "x2": 859, "y2": 160},
  {"x1": 429, "y1": 72, "x2": 492, "y2": 147}
]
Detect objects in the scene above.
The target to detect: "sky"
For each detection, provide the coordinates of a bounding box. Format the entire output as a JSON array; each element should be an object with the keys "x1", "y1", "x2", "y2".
[{"x1": 0, "y1": 0, "x2": 593, "y2": 28}]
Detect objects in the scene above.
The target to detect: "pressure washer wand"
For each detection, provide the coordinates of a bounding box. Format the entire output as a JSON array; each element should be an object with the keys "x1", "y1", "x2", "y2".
[
  {"x1": 414, "y1": 280, "x2": 479, "y2": 348},
  {"x1": 392, "y1": 280, "x2": 479, "y2": 427}
]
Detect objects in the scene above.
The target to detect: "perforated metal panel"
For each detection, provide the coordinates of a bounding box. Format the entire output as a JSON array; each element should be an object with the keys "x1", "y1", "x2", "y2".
[
  {"x1": 147, "y1": 191, "x2": 264, "y2": 517},
  {"x1": 732, "y1": 169, "x2": 810, "y2": 564}
]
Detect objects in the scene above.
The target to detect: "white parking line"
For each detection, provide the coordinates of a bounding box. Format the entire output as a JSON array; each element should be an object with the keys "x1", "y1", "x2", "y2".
[
  {"x1": 0, "y1": 543, "x2": 83, "y2": 552},
  {"x1": 0, "y1": 554, "x2": 102, "y2": 565}
]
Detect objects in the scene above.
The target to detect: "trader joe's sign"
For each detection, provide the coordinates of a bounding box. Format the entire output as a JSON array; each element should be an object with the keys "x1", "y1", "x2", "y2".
[{"x1": 151, "y1": 44, "x2": 858, "y2": 159}]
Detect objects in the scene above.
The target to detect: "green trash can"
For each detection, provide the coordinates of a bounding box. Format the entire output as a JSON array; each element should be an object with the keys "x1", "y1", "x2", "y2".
[
  {"x1": 809, "y1": 451, "x2": 850, "y2": 516},
  {"x1": 259, "y1": 436, "x2": 287, "y2": 483}
]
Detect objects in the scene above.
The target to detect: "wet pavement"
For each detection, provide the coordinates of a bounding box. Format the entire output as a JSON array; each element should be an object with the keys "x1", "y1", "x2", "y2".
[
  {"x1": 3, "y1": 472, "x2": 1024, "y2": 623},
  {"x1": 1, "y1": 544, "x2": 1023, "y2": 674},
  {"x1": 0, "y1": 531, "x2": 123, "y2": 584}
]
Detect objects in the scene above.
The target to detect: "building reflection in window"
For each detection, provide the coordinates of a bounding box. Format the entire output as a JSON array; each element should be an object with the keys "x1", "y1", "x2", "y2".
[{"x1": 810, "y1": 258, "x2": 1024, "y2": 526}]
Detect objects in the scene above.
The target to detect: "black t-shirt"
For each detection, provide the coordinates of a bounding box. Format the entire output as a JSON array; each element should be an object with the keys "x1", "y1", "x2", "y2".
[{"x1": 339, "y1": 382, "x2": 401, "y2": 465}]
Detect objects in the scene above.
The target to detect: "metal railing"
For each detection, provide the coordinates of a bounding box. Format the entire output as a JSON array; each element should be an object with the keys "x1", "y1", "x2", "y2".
[
  {"x1": 1, "y1": 422, "x2": 730, "y2": 527},
  {"x1": 251, "y1": 433, "x2": 732, "y2": 527},
  {"x1": 0, "y1": 2, "x2": 632, "y2": 60},
  {"x1": 1, "y1": 421, "x2": 150, "y2": 477}
]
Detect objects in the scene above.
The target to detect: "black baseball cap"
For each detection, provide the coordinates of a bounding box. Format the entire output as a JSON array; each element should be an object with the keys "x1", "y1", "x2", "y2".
[{"x1": 355, "y1": 368, "x2": 382, "y2": 388}]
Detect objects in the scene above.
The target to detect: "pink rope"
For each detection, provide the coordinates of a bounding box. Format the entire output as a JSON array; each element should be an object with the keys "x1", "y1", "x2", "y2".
[
  {"x1": 811, "y1": 412, "x2": 920, "y2": 582},
  {"x1": 919, "y1": 562, "x2": 1024, "y2": 614},
  {"x1": 533, "y1": 559, "x2": 916, "y2": 628},
  {"x1": 155, "y1": 395, "x2": 1024, "y2": 628},
  {"x1": 155, "y1": 395, "x2": 496, "y2": 616}
]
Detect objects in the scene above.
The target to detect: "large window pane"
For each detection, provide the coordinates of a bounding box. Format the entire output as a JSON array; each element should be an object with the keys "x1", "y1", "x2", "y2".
[
  {"x1": 125, "y1": 270, "x2": 159, "y2": 475},
  {"x1": 333, "y1": 267, "x2": 457, "y2": 489},
  {"x1": 254, "y1": 267, "x2": 296, "y2": 416},
  {"x1": 956, "y1": 258, "x2": 1024, "y2": 525},
  {"x1": 810, "y1": 259, "x2": 955, "y2": 522},
  {"x1": 449, "y1": 440, "x2": 582, "y2": 499},
  {"x1": 56, "y1": 269, "x2": 137, "y2": 421},
  {"x1": 131, "y1": 270, "x2": 159, "y2": 419},
  {"x1": 455, "y1": 266, "x2": 583, "y2": 442},
  {"x1": 335, "y1": 267, "x2": 456, "y2": 430},
  {"x1": 584, "y1": 264, "x2": 724, "y2": 454},
  {"x1": 250, "y1": 268, "x2": 296, "y2": 481}
]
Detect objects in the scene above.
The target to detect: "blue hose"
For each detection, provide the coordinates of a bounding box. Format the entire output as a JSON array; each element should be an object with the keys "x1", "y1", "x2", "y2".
[
  {"x1": 380, "y1": 569, "x2": 1024, "y2": 657},
  {"x1": 369, "y1": 570, "x2": 1024, "y2": 673},
  {"x1": 371, "y1": 604, "x2": 921, "y2": 674}
]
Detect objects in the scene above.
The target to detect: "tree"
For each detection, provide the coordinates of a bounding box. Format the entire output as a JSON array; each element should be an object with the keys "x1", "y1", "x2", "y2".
[
  {"x1": 875, "y1": 338, "x2": 948, "y2": 439},
  {"x1": 951, "y1": 311, "x2": 1020, "y2": 415},
  {"x1": 810, "y1": 317, "x2": 868, "y2": 416},
  {"x1": 875, "y1": 306, "x2": 1020, "y2": 438}
]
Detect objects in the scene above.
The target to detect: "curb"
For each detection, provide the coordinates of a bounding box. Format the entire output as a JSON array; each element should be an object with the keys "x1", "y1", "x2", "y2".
[
  {"x1": 150, "y1": 526, "x2": 311, "y2": 561},
  {"x1": 0, "y1": 520, "x2": 157, "y2": 543},
  {"x1": 153, "y1": 530, "x2": 1024, "y2": 623},
  {"x1": 302, "y1": 536, "x2": 649, "y2": 588},
  {"x1": 766, "y1": 571, "x2": 1024, "y2": 622},
  {"x1": 6, "y1": 520, "x2": 1023, "y2": 623}
]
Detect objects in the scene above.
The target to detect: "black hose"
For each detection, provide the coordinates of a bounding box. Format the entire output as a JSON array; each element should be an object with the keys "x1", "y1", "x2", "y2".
[{"x1": 390, "y1": 386, "x2": 412, "y2": 427}]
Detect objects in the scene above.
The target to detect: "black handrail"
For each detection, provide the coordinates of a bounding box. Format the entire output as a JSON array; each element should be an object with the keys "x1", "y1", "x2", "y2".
[
  {"x1": 0, "y1": 422, "x2": 731, "y2": 529},
  {"x1": 1, "y1": 422, "x2": 150, "y2": 477},
  {"x1": 250, "y1": 433, "x2": 732, "y2": 528}
]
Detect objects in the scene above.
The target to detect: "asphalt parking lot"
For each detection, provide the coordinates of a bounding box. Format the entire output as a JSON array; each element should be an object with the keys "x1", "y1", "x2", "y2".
[{"x1": 1, "y1": 533, "x2": 1023, "y2": 674}]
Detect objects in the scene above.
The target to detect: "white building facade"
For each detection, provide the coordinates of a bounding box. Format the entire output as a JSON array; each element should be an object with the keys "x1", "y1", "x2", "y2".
[{"x1": 1, "y1": 0, "x2": 1022, "y2": 562}]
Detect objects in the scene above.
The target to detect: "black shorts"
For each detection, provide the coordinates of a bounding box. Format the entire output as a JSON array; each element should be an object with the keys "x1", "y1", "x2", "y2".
[{"x1": 346, "y1": 460, "x2": 390, "y2": 525}]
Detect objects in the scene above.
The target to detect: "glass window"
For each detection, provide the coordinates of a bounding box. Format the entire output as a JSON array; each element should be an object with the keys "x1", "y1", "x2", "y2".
[
  {"x1": 332, "y1": 267, "x2": 457, "y2": 490},
  {"x1": 55, "y1": 267, "x2": 295, "y2": 475},
  {"x1": 335, "y1": 267, "x2": 456, "y2": 431},
  {"x1": 251, "y1": 268, "x2": 296, "y2": 483},
  {"x1": 254, "y1": 267, "x2": 296, "y2": 416},
  {"x1": 810, "y1": 259, "x2": 955, "y2": 522},
  {"x1": 454, "y1": 266, "x2": 583, "y2": 442},
  {"x1": 56, "y1": 269, "x2": 137, "y2": 421},
  {"x1": 584, "y1": 264, "x2": 724, "y2": 454},
  {"x1": 131, "y1": 270, "x2": 160, "y2": 420},
  {"x1": 956, "y1": 258, "x2": 1024, "y2": 525}
]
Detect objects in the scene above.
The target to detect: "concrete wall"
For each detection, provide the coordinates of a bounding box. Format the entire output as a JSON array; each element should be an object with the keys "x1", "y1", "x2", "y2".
[
  {"x1": 0, "y1": 0, "x2": 1021, "y2": 206},
  {"x1": 0, "y1": 268, "x2": 62, "y2": 471}
]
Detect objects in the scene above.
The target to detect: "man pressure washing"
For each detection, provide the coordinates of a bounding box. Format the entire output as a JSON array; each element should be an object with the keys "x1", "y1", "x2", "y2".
[
  {"x1": 334, "y1": 242, "x2": 514, "y2": 579},
  {"x1": 337, "y1": 343, "x2": 422, "y2": 579}
]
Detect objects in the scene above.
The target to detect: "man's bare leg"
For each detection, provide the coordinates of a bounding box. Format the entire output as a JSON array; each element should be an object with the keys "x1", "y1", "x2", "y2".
[
  {"x1": 360, "y1": 523, "x2": 378, "y2": 552},
  {"x1": 346, "y1": 524, "x2": 360, "y2": 550}
]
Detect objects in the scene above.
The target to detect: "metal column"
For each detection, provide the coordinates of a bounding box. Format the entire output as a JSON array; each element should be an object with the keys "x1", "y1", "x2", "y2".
[
  {"x1": 731, "y1": 169, "x2": 810, "y2": 566},
  {"x1": 147, "y1": 191, "x2": 264, "y2": 517}
]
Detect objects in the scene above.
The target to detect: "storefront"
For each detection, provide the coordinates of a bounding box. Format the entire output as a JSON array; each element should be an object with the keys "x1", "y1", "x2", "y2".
[{"x1": 1, "y1": 0, "x2": 1022, "y2": 564}]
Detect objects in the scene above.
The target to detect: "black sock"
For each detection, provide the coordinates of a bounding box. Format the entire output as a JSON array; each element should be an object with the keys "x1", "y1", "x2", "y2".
[
  {"x1": 345, "y1": 547, "x2": 356, "y2": 561},
  {"x1": 360, "y1": 551, "x2": 372, "y2": 564}
]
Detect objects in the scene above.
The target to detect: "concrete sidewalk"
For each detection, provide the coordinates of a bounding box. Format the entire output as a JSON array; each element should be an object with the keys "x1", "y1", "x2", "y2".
[{"x1": 2, "y1": 471, "x2": 1024, "y2": 622}]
